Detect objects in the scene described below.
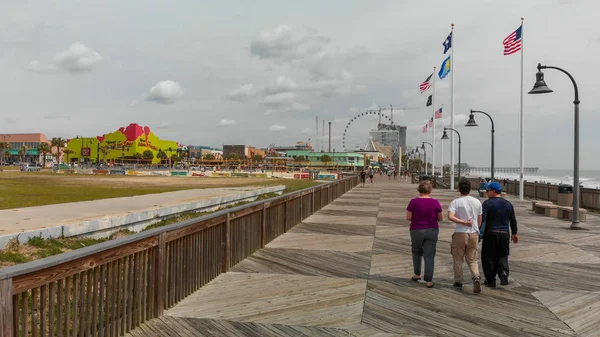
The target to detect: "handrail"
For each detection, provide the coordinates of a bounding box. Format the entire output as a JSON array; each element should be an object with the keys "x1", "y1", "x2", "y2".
[{"x1": 0, "y1": 175, "x2": 359, "y2": 337}]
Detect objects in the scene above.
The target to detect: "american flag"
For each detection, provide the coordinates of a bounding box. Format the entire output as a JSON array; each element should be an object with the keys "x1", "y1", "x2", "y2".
[
  {"x1": 503, "y1": 25, "x2": 522, "y2": 55},
  {"x1": 420, "y1": 74, "x2": 433, "y2": 92},
  {"x1": 435, "y1": 107, "x2": 443, "y2": 119},
  {"x1": 422, "y1": 124, "x2": 428, "y2": 133},
  {"x1": 428, "y1": 117, "x2": 433, "y2": 128}
]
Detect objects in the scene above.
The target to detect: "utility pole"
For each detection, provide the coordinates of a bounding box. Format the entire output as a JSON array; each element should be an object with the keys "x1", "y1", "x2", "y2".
[{"x1": 328, "y1": 122, "x2": 332, "y2": 152}]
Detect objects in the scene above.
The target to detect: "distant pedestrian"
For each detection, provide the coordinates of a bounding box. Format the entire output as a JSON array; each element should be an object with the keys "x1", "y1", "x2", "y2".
[
  {"x1": 360, "y1": 169, "x2": 367, "y2": 187},
  {"x1": 387, "y1": 170, "x2": 392, "y2": 180},
  {"x1": 406, "y1": 181, "x2": 443, "y2": 288},
  {"x1": 393, "y1": 169, "x2": 398, "y2": 181},
  {"x1": 448, "y1": 178, "x2": 483, "y2": 293},
  {"x1": 481, "y1": 182, "x2": 518, "y2": 288},
  {"x1": 368, "y1": 169, "x2": 374, "y2": 183}
]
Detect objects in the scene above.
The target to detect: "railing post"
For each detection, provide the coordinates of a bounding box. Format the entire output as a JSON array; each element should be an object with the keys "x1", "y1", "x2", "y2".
[
  {"x1": 261, "y1": 204, "x2": 267, "y2": 247},
  {"x1": 154, "y1": 232, "x2": 166, "y2": 317},
  {"x1": 223, "y1": 213, "x2": 231, "y2": 272},
  {"x1": 312, "y1": 189, "x2": 315, "y2": 215},
  {"x1": 284, "y1": 199, "x2": 289, "y2": 232},
  {"x1": 0, "y1": 278, "x2": 14, "y2": 337},
  {"x1": 299, "y1": 194, "x2": 303, "y2": 222}
]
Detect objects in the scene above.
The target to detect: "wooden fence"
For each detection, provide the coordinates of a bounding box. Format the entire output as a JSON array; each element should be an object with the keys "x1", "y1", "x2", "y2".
[{"x1": 0, "y1": 176, "x2": 359, "y2": 337}]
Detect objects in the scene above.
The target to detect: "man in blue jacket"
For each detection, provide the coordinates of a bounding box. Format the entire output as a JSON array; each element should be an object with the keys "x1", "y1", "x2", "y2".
[{"x1": 481, "y1": 182, "x2": 519, "y2": 287}]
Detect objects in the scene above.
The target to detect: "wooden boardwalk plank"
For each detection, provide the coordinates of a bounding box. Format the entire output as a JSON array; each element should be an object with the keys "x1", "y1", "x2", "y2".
[{"x1": 125, "y1": 179, "x2": 600, "y2": 336}]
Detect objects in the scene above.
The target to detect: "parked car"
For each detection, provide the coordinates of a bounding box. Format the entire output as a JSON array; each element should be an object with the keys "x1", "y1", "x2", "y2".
[{"x1": 20, "y1": 164, "x2": 41, "y2": 172}]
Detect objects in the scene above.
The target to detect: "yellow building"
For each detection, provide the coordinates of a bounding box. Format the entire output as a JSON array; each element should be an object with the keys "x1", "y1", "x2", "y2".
[{"x1": 65, "y1": 123, "x2": 179, "y2": 164}]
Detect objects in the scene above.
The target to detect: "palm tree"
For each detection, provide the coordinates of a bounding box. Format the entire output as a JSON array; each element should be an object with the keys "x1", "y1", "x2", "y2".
[
  {"x1": 51, "y1": 137, "x2": 65, "y2": 164},
  {"x1": 38, "y1": 143, "x2": 51, "y2": 168},
  {"x1": 0, "y1": 142, "x2": 9, "y2": 167},
  {"x1": 320, "y1": 155, "x2": 332, "y2": 167},
  {"x1": 62, "y1": 149, "x2": 75, "y2": 163},
  {"x1": 203, "y1": 153, "x2": 215, "y2": 160},
  {"x1": 19, "y1": 145, "x2": 28, "y2": 163},
  {"x1": 157, "y1": 150, "x2": 168, "y2": 164}
]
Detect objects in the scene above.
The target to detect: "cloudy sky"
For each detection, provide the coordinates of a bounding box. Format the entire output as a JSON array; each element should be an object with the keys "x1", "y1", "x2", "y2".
[{"x1": 1, "y1": 0, "x2": 598, "y2": 169}]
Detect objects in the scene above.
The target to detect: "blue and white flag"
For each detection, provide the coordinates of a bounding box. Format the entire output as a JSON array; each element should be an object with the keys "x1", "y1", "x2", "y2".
[
  {"x1": 438, "y1": 55, "x2": 451, "y2": 79},
  {"x1": 443, "y1": 32, "x2": 452, "y2": 54}
]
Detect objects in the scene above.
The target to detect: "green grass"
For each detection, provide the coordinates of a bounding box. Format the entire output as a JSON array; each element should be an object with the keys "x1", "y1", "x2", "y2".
[
  {"x1": 0, "y1": 172, "x2": 318, "y2": 209},
  {"x1": 0, "y1": 251, "x2": 29, "y2": 264}
]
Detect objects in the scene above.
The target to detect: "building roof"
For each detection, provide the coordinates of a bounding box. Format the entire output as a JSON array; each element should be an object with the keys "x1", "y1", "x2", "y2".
[{"x1": 1, "y1": 133, "x2": 49, "y2": 143}]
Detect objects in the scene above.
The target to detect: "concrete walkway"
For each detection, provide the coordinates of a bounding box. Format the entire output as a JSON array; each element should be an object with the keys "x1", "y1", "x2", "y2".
[
  {"x1": 0, "y1": 186, "x2": 280, "y2": 237},
  {"x1": 129, "y1": 178, "x2": 600, "y2": 336}
]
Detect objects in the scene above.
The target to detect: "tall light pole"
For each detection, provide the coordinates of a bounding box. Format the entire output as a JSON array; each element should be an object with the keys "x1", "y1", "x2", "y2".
[
  {"x1": 328, "y1": 122, "x2": 332, "y2": 152},
  {"x1": 465, "y1": 110, "x2": 495, "y2": 182},
  {"x1": 528, "y1": 63, "x2": 581, "y2": 229},
  {"x1": 441, "y1": 128, "x2": 461, "y2": 180},
  {"x1": 422, "y1": 142, "x2": 433, "y2": 176}
]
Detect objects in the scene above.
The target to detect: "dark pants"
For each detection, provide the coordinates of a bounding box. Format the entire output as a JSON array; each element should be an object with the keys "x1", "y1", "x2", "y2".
[
  {"x1": 410, "y1": 228, "x2": 439, "y2": 282},
  {"x1": 481, "y1": 231, "x2": 510, "y2": 282}
]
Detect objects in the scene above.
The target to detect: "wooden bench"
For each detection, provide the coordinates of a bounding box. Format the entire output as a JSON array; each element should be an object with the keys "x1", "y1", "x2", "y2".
[
  {"x1": 557, "y1": 206, "x2": 588, "y2": 222},
  {"x1": 535, "y1": 203, "x2": 558, "y2": 217},
  {"x1": 531, "y1": 200, "x2": 552, "y2": 211}
]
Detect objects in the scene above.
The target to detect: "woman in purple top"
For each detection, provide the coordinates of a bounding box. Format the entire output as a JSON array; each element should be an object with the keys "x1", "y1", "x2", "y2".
[{"x1": 406, "y1": 181, "x2": 443, "y2": 288}]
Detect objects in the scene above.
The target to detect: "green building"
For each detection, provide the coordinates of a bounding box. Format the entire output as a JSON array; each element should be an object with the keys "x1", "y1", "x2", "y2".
[{"x1": 283, "y1": 150, "x2": 366, "y2": 168}]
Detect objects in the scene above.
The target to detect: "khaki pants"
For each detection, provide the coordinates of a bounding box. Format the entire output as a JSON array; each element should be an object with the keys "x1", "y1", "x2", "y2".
[{"x1": 451, "y1": 232, "x2": 480, "y2": 283}]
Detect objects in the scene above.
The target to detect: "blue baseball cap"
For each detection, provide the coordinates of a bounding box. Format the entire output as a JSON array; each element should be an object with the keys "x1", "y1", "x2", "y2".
[{"x1": 488, "y1": 182, "x2": 502, "y2": 193}]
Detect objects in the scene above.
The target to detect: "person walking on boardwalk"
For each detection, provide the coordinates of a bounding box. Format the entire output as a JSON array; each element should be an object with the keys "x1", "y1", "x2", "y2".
[
  {"x1": 448, "y1": 178, "x2": 483, "y2": 294},
  {"x1": 481, "y1": 182, "x2": 519, "y2": 287},
  {"x1": 368, "y1": 168, "x2": 374, "y2": 183},
  {"x1": 360, "y1": 169, "x2": 367, "y2": 187},
  {"x1": 406, "y1": 181, "x2": 443, "y2": 288}
]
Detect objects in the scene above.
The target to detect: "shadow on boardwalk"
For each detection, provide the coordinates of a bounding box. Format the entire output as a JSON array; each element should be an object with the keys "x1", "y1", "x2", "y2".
[{"x1": 127, "y1": 179, "x2": 600, "y2": 337}]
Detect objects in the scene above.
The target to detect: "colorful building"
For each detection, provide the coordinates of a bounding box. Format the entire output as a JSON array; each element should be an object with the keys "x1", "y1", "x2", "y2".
[
  {"x1": 0, "y1": 133, "x2": 55, "y2": 164},
  {"x1": 283, "y1": 150, "x2": 366, "y2": 168},
  {"x1": 64, "y1": 123, "x2": 179, "y2": 164},
  {"x1": 223, "y1": 145, "x2": 266, "y2": 160}
]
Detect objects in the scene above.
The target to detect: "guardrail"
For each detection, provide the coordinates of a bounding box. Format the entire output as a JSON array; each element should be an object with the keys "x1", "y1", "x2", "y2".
[{"x1": 0, "y1": 176, "x2": 359, "y2": 337}]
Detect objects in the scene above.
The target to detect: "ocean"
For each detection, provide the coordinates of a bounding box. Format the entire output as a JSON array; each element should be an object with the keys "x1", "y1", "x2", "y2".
[{"x1": 465, "y1": 169, "x2": 600, "y2": 189}]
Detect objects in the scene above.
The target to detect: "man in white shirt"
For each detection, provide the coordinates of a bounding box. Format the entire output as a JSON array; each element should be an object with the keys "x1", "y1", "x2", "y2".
[{"x1": 448, "y1": 178, "x2": 483, "y2": 294}]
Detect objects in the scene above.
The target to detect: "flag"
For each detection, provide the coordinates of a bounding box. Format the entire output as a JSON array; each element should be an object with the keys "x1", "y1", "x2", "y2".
[
  {"x1": 443, "y1": 31, "x2": 452, "y2": 54},
  {"x1": 503, "y1": 25, "x2": 522, "y2": 55},
  {"x1": 435, "y1": 107, "x2": 443, "y2": 119},
  {"x1": 426, "y1": 95, "x2": 432, "y2": 107},
  {"x1": 438, "y1": 56, "x2": 451, "y2": 79},
  {"x1": 420, "y1": 74, "x2": 432, "y2": 92},
  {"x1": 422, "y1": 124, "x2": 428, "y2": 133},
  {"x1": 428, "y1": 117, "x2": 433, "y2": 128}
]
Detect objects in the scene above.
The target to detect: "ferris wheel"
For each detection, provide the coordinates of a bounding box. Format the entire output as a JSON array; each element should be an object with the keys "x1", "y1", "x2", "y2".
[{"x1": 341, "y1": 110, "x2": 395, "y2": 152}]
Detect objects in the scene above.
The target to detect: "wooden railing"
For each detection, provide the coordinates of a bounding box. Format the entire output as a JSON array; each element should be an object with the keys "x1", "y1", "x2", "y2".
[
  {"x1": 460, "y1": 177, "x2": 600, "y2": 211},
  {"x1": 0, "y1": 176, "x2": 359, "y2": 337}
]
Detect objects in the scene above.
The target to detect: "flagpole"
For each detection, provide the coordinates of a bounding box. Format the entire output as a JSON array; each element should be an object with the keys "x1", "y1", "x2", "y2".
[
  {"x1": 518, "y1": 18, "x2": 525, "y2": 199},
  {"x1": 450, "y1": 23, "x2": 455, "y2": 190},
  {"x1": 440, "y1": 104, "x2": 444, "y2": 181},
  {"x1": 432, "y1": 66, "x2": 436, "y2": 177}
]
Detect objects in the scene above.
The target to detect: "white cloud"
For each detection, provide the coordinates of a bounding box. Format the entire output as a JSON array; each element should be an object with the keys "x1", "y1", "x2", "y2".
[
  {"x1": 269, "y1": 124, "x2": 288, "y2": 131},
  {"x1": 288, "y1": 102, "x2": 309, "y2": 112},
  {"x1": 145, "y1": 80, "x2": 184, "y2": 104},
  {"x1": 263, "y1": 76, "x2": 298, "y2": 95},
  {"x1": 44, "y1": 113, "x2": 70, "y2": 120},
  {"x1": 250, "y1": 25, "x2": 330, "y2": 62},
  {"x1": 224, "y1": 84, "x2": 256, "y2": 102},
  {"x1": 27, "y1": 60, "x2": 56, "y2": 73},
  {"x1": 264, "y1": 109, "x2": 276, "y2": 115},
  {"x1": 128, "y1": 100, "x2": 138, "y2": 108},
  {"x1": 217, "y1": 119, "x2": 236, "y2": 127},
  {"x1": 349, "y1": 106, "x2": 360, "y2": 114},
  {"x1": 262, "y1": 92, "x2": 298, "y2": 107},
  {"x1": 157, "y1": 122, "x2": 170, "y2": 129},
  {"x1": 300, "y1": 128, "x2": 312, "y2": 134},
  {"x1": 51, "y1": 43, "x2": 103, "y2": 73}
]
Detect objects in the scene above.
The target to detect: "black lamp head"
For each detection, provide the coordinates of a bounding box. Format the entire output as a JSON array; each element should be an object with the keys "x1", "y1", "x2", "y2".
[
  {"x1": 441, "y1": 130, "x2": 450, "y2": 140},
  {"x1": 465, "y1": 113, "x2": 478, "y2": 127},
  {"x1": 528, "y1": 64, "x2": 553, "y2": 94}
]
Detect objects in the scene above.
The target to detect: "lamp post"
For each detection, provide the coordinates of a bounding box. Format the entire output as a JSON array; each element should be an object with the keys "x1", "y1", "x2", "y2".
[
  {"x1": 466, "y1": 110, "x2": 495, "y2": 182},
  {"x1": 442, "y1": 128, "x2": 461, "y2": 180},
  {"x1": 528, "y1": 63, "x2": 581, "y2": 229},
  {"x1": 422, "y1": 142, "x2": 433, "y2": 176}
]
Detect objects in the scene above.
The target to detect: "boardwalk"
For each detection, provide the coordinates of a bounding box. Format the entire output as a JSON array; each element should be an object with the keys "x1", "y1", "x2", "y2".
[{"x1": 126, "y1": 179, "x2": 600, "y2": 337}]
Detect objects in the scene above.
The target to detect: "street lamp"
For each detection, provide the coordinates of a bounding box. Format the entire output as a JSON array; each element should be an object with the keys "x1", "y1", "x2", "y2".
[
  {"x1": 465, "y1": 109, "x2": 495, "y2": 181},
  {"x1": 528, "y1": 63, "x2": 581, "y2": 229},
  {"x1": 442, "y1": 128, "x2": 462, "y2": 181},
  {"x1": 422, "y1": 142, "x2": 433, "y2": 176}
]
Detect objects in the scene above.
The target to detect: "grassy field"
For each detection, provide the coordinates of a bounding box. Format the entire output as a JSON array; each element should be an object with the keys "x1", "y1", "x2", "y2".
[{"x1": 0, "y1": 172, "x2": 317, "y2": 209}]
